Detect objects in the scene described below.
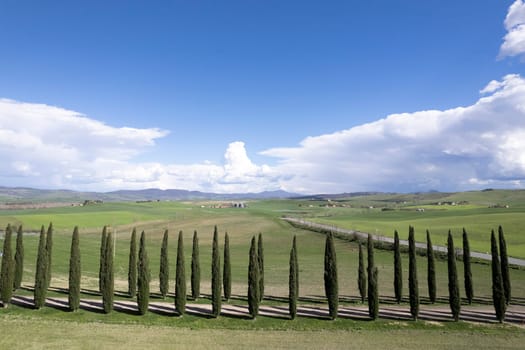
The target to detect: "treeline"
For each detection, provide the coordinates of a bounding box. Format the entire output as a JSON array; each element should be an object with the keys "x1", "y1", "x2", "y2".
[{"x1": 0, "y1": 224, "x2": 513, "y2": 323}]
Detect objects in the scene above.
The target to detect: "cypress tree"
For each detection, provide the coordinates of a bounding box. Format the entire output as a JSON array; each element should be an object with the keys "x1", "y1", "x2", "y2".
[
  {"x1": 211, "y1": 226, "x2": 221, "y2": 318},
  {"x1": 293, "y1": 235, "x2": 299, "y2": 300},
  {"x1": 1, "y1": 224, "x2": 14, "y2": 307},
  {"x1": 223, "y1": 232, "x2": 231, "y2": 301},
  {"x1": 358, "y1": 242, "x2": 366, "y2": 303},
  {"x1": 498, "y1": 226, "x2": 511, "y2": 304},
  {"x1": 426, "y1": 230, "x2": 436, "y2": 304},
  {"x1": 408, "y1": 226, "x2": 419, "y2": 320},
  {"x1": 13, "y1": 225, "x2": 24, "y2": 291},
  {"x1": 289, "y1": 236, "x2": 298, "y2": 320},
  {"x1": 137, "y1": 231, "x2": 150, "y2": 315},
  {"x1": 248, "y1": 236, "x2": 260, "y2": 319},
  {"x1": 369, "y1": 267, "x2": 379, "y2": 320},
  {"x1": 462, "y1": 228, "x2": 473, "y2": 305},
  {"x1": 324, "y1": 231, "x2": 338, "y2": 320},
  {"x1": 159, "y1": 229, "x2": 169, "y2": 299},
  {"x1": 128, "y1": 228, "x2": 137, "y2": 297},
  {"x1": 99, "y1": 226, "x2": 108, "y2": 293},
  {"x1": 68, "y1": 226, "x2": 81, "y2": 311},
  {"x1": 102, "y1": 232, "x2": 114, "y2": 314},
  {"x1": 257, "y1": 233, "x2": 264, "y2": 302},
  {"x1": 393, "y1": 230, "x2": 402, "y2": 304},
  {"x1": 34, "y1": 225, "x2": 47, "y2": 309},
  {"x1": 367, "y1": 234, "x2": 378, "y2": 319},
  {"x1": 491, "y1": 230, "x2": 506, "y2": 322},
  {"x1": 45, "y1": 222, "x2": 53, "y2": 290},
  {"x1": 191, "y1": 230, "x2": 200, "y2": 300},
  {"x1": 447, "y1": 231, "x2": 460, "y2": 321},
  {"x1": 175, "y1": 230, "x2": 186, "y2": 315}
]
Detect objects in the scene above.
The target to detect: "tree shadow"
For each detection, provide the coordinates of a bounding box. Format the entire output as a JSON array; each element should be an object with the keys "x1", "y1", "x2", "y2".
[
  {"x1": 45, "y1": 297, "x2": 70, "y2": 312},
  {"x1": 47, "y1": 287, "x2": 69, "y2": 295},
  {"x1": 10, "y1": 296, "x2": 35, "y2": 309},
  {"x1": 79, "y1": 299, "x2": 105, "y2": 314},
  {"x1": 80, "y1": 288, "x2": 102, "y2": 297}
]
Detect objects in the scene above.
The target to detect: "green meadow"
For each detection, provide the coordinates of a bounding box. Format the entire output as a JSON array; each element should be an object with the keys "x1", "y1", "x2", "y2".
[{"x1": 0, "y1": 191, "x2": 524, "y2": 348}]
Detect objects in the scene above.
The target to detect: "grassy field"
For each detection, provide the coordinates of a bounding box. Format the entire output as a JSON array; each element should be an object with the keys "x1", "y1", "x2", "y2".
[{"x1": 0, "y1": 192, "x2": 524, "y2": 348}]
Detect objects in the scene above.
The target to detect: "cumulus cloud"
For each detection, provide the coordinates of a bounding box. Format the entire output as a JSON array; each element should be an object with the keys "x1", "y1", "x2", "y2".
[
  {"x1": 261, "y1": 74, "x2": 525, "y2": 193},
  {"x1": 0, "y1": 99, "x2": 279, "y2": 192},
  {"x1": 499, "y1": 0, "x2": 525, "y2": 58}
]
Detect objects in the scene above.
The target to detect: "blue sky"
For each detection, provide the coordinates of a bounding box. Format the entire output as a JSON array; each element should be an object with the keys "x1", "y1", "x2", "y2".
[{"x1": 1, "y1": 1, "x2": 525, "y2": 193}]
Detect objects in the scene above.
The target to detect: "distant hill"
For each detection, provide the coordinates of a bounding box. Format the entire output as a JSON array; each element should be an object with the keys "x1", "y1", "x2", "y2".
[{"x1": 0, "y1": 186, "x2": 299, "y2": 203}]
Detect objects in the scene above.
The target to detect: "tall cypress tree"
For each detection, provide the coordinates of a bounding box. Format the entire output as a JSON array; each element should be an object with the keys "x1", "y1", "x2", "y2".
[
  {"x1": 34, "y1": 225, "x2": 47, "y2": 309},
  {"x1": 358, "y1": 242, "x2": 366, "y2": 303},
  {"x1": 211, "y1": 226, "x2": 221, "y2": 318},
  {"x1": 408, "y1": 226, "x2": 419, "y2": 320},
  {"x1": 491, "y1": 230, "x2": 506, "y2": 322},
  {"x1": 462, "y1": 228, "x2": 473, "y2": 305},
  {"x1": 99, "y1": 226, "x2": 108, "y2": 293},
  {"x1": 13, "y1": 225, "x2": 24, "y2": 291},
  {"x1": 128, "y1": 228, "x2": 137, "y2": 297},
  {"x1": 498, "y1": 226, "x2": 511, "y2": 304},
  {"x1": 102, "y1": 232, "x2": 114, "y2": 314},
  {"x1": 367, "y1": 234, "x2": 378, "y2": 319},
  {"x1": 191, "y1": 230, "x2": 200, "y2": 300},
  {"x1": 137, "y1": 231, "x2": 150, "y2": 315},
  {"x1": 257, "y1": 233, "x2": 264, "y2": 302},
  {"x1": 223, "y1": 232, "x2": 231, "y2": 301},
  {"x1": 426, "y1": 230, "x2": 436, "y2": 304},
  {"x1": 324, "y1": 231, "x2": 338, "y2": 320},
  {"x1": 289, "y1": 236, "x2": 298, "y2": 320},
  {"x1": 159, "y1": 229, "x2": 169, "y2": 299},
  {"x1": 68, "y1": 226, "x2": 81, "y2": 311},
  {"x1": 248, "y1": 236, "x2": 260, "y2": 319},
  {"x1": 175, "y1": 230, "x2": 186, "y2": 315},
  {"x1": 393, "y1": 230, "x2": 402, "y2": 304},
  {"x1": 447, "y1": 231, "x2": 460, "y2": 321},
  {"x1": 45, "y1": 222, "x2": 53, "y2": 290},
  {"x1": 1, "y1": 224, "x2": 14, "y2": 307}
]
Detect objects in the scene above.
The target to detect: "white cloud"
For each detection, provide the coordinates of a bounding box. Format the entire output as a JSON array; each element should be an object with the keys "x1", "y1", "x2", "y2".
[
  {"x1": 0, "y1": 99, "x2": 280, "y2": 193},
  {"x1": 3, "y1": 74, "x2": 525, "y2": 194},
  {"x1": 261, "y1": 74, "x2": 525, "y2": 193},
  {"x1": 499, "y1": 0, "x2": 525, "y2": 58}
]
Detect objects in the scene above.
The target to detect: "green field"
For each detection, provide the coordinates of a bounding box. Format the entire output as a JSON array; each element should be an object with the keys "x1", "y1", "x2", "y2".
[{"x1": 0, "y1": 192, "x2": 524, "y2": 348}]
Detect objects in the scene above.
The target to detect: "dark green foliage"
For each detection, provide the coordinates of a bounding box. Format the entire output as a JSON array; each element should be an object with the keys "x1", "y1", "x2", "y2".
[
  {"x1": 498, "y1": 226, "x2": 511, "y2": 304},
  {"x1": 358, "y1": 242, "x2": 366, "y2": 303},
  {"x1": 191, "y1": 230, "x2": 200, "y2": 300},
  {"x1": 367, "y1": 234, "x2": 378, "y2": 319},
  {"x1": 102, "y1": 232, "x2": 114, "y2": 314},
  {"x1": 447, "y1": 231, "x2": 460, "y2": 321},
  {"x1": 137, "y1": 231, "x2": 150, "y2": 315},
  {"x1": 426, "y1": 230, "x2": 436, "y2": 304},
  {"x1": 1, "y1": 224, "x2": 14, "y2": 306},
  {"x1": 289, "y1": 236, "x2": 298, "y2": 320},
  {"x1": 175, "y1": 231, "x2": 186, "y2": 315},
  {"x1": 99, "y1": 226, "x2": 108, "y2": 293},
  {"x1": 408, "y1": 226, "x2": 419, "y2": 320},
  {"x1": 45, "y1": 222, "x2": 53, "y2": 289},
  {"x1": 159, "y1": 229, "x2": 169, "y2": 299},
  {"x1": 211, "y1": 226, "x2": 221, "y2": 318},
  {"x1": 68, "y1": 226, "x2": 81, "y2": 311},
  {"x1": 369, "y1": 267, "x2": 379, "y2": 320},
  {"x1": 257, "y1": 233, "x2": 264, "y2": 302},
  {"x1": 13, "y1": 225, "x2": 24, "y2": 291},
  {"x1": 393, "y1": 230, "x2": 402, "y2": 304},
  {"x1": 128, "y1": 228, "x2": 137, "y2": 297},
  {"x1": 223, "y1": 232, "x2": 231, "y2": 301},
  {"x1": 324, "y1": 231, "x2": 338, "y2": 320},
  {"x1": 34, "y1": 225, "x2": 48, "y2": 309},
  {"x1": 248, "y1": 236, "x2": 260, "y2": 319},
  {"x1": 462, "y1": 228, "x2": 473, "y2": 305},
  {"x1": 491, "y1": 230, "x2": 506, "y2": 322}
]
